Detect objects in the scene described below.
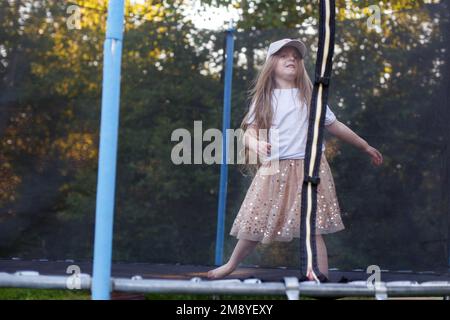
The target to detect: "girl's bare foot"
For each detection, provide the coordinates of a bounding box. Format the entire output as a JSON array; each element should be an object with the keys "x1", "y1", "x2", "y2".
[
  {"x1": 207, "y1": 263, "x2": 235, "y2": 279},
  {"x1": 306, "y1": 268, "x2": 319, "y2": 282}
]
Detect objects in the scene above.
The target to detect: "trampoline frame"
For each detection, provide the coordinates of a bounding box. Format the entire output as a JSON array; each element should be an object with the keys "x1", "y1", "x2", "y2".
[{"x1": 0, "y1": 272, "x2": 450, "y2": 300}]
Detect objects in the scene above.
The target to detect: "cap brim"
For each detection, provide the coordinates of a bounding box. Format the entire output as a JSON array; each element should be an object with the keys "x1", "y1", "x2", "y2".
[
  {"x1": 266, "y1": 40, "x2": 307, "y2": 61},
  {"x1": 283, "y1": 40, "x2": 307, "y2": 58}
]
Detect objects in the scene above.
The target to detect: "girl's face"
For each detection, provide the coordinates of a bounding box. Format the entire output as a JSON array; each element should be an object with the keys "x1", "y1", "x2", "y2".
[{"x1": 273, "y1": 46, "x2": 301, "y2": 84}]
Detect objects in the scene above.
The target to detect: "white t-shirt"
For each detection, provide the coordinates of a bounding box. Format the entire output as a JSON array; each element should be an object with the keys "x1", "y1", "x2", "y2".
[{"x1": 246, "y1": 88, "x2": 337, "y2": 161}]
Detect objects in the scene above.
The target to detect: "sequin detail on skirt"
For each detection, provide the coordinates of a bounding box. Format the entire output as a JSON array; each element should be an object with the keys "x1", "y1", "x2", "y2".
[{"x1": 230, "y1": 153, "x2": 345, "y2": 244}]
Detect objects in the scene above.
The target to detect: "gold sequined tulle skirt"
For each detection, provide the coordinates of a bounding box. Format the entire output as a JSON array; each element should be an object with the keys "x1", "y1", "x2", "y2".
[{"x1": 230, "y1": 152, "x2": 345, "y2": 244}]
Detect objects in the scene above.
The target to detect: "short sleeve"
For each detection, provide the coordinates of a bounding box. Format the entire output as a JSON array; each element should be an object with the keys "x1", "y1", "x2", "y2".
[
  {"x1": 246, "y1": 102, "x2": 256, "y2": 125},
  {"x1": 325, "y1": 104, "x2": 337, "y2": 126}
]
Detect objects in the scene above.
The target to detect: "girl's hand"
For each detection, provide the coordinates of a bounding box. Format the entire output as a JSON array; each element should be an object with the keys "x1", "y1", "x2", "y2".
[
  {"x1": 247, "y1": 136, "x2": 271, "y2": 160},
  {"x1": 257, "y1": 140, "x2": 272, "y2": 160},
  {"x1": 364, "y1": 145, "x2": 383, "y2": 167}
]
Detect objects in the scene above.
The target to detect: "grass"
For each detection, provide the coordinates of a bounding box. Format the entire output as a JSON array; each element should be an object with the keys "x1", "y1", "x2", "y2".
[
  {"x1": 2, "y1": 288, "x2": 439, "y2": 300},
  {"x1": 0, "y1": 288, "x2": 91, "y2": 300},
  {"x1": 0, "y1": 288, "x2": 312, "y2": 300}
]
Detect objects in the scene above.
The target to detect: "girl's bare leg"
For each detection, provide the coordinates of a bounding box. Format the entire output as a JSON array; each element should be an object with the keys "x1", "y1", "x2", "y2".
[
  {"x1": 316, "y1": 234, "x2": 329, "y2": 278},
  {"x1": 207, "y1": 239, "x2": 259, "y2": 279},
  {"x1": 306, "y1": 234, "x2": 329, "y2": 280}
]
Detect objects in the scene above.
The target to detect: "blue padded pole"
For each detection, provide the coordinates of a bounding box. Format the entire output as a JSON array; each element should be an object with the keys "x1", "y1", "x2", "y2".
[
  {"x1": 92, "y1": 0, "x2": 125, "y2": 300},
  {"x1": 215, "y1": 24, "x2": 235, "y2": 265}
]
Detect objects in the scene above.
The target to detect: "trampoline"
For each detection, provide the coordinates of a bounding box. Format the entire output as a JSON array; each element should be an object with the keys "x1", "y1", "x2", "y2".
[{"x1": 0, "y1": 0, "x2": 450, "y2": 299}]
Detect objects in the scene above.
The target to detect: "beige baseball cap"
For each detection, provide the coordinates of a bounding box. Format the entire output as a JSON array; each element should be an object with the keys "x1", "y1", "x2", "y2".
[{"x1": 265, "y1": 38, "x2": 307, "y2": 62}]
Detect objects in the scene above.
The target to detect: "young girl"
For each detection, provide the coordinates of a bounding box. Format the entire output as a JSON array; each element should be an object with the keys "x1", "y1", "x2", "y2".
[{"x1": 207, "y1": 39, "x2": 383, "y2": 281}]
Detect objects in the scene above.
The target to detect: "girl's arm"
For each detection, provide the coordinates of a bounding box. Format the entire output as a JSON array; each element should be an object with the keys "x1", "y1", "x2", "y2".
[
  {"x1": 325, "y1": 120, "x2": 368, "y2": 150},
  {"x1": 325, "y1": 120, "x2": 383, "y2": 166}
]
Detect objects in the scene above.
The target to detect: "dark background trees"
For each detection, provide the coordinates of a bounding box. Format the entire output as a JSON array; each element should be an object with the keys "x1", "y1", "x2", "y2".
[{"x1": 0, "y1": 0, "x2": 448, "y2": 271}]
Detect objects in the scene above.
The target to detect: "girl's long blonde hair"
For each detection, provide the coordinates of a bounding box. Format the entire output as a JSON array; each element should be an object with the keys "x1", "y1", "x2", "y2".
[{"x1": 238, "y1": 50, "x2": 314, "y2": 176}]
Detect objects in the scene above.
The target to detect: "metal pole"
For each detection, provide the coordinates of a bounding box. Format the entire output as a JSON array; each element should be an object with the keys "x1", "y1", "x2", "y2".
[
  {"x1": 215, "y1": 21, "x2": 235, "y2": 265},
  {"x1": 444, "y1": 0, "x2": 450, "y2": 274},
  {"x1": 92, "y1": 0, "x2": 125, "y2": 300},
  {"x1": 1, "y1": 273, "x2": 450, "y2": 299}
]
